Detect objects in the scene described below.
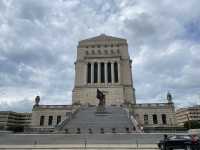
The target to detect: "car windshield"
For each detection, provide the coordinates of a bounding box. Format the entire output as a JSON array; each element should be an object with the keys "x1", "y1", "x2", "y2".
[{"x1": 169, "y1": 135, "x2": 191, "y2": 140}]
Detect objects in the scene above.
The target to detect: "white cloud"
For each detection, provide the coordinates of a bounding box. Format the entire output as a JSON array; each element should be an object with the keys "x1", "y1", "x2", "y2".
[{"x1": 0, "y1": 0, "x2": 200, "y2": 112}]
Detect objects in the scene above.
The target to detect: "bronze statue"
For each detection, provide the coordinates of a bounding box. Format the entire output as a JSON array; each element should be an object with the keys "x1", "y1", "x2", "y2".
[
  {"x1": 35, "y1": 96, "x2": 40, "y2": 106},
  {"x1": 167, "y1": 92, "x2": 172, "y2": 103},
  {"x1": 96, "y1": 89, "x2": 105, "y2": 107}
]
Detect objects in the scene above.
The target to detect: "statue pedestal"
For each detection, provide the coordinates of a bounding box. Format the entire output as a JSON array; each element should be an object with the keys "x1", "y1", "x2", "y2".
[
  {"x1": 96, "y1": 105, "x2": 105, "y2": 112},
  {"x1": 95, "y1": 106, "x2": 111, "y2": 116}
]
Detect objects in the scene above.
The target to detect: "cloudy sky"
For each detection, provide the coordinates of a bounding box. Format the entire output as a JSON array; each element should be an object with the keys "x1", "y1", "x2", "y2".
[{"x1": 0, "y1": 0, "x2": 200, "y2": 112}]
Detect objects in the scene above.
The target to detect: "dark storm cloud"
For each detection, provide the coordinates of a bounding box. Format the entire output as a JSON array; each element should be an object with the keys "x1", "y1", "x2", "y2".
[{"x1": 0, "y1": 0, "x2": 200, "y2": 111}]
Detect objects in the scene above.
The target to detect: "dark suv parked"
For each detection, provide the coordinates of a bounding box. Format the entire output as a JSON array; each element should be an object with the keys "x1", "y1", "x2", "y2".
[{"x1": 158, "y1": 134, "x2": 200, "y2": 150}]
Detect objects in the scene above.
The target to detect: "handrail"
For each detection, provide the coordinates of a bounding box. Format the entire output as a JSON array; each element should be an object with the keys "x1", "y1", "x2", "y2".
[
  {"x1": 54, "y1": 106, "x2": 80, "y2": 131},
  {"x1": 123, "y1": 107, "x2": 141, "y2": 133}
]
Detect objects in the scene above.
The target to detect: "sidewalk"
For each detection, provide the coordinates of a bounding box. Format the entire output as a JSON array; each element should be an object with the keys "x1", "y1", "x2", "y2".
[{"x1": 0, "y1": 144, "x2": 159, "y2": 150}]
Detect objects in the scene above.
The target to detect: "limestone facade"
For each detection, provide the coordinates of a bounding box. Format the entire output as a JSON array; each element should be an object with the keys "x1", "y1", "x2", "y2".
[
  {"x1": 31, "y1": 105, "x2": 78, "y2": 128},
  {"x1": 72, "y1": 34, "x2": 136, "y2": 105},
  {"x1": 132, "y1": 102, "x2": 177, "y2": 127}
]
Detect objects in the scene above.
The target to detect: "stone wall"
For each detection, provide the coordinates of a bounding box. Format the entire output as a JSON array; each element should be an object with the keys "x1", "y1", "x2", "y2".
[
  {"x1": 31, "y1": 105, "x2": 75, "y2": 128},
  {"x1": 132, "y1": 103, "x2": 177, "y2": 127},
  {"x1": 72, "y1": 86, "x2": 134, "y2": 106}
]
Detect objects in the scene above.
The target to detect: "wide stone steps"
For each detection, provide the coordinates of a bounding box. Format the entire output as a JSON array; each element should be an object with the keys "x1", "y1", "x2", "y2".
[{"x1": 58, "y1": 106, "x2": 135, "y2": 133}]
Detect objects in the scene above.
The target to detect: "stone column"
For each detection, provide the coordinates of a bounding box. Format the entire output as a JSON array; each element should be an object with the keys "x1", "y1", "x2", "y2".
[
  {"x1": 98, "y1": 62, "x2": 101, "y2": 83},
  {"x1": 104, "y1": 62, "x2": 108, "y2": 84},
  {"x1": 118, "y1": 62, "x2": 121, "y2": 83},
  {"x1": 91, "y1": 62, "x2": 94, "y2": 84},
  {"x1": 85, "y1": 63, "x2": 88, "y2": 84},
  {"x1": 111, "y1": 62, "x2": 114, "y2": 84}
]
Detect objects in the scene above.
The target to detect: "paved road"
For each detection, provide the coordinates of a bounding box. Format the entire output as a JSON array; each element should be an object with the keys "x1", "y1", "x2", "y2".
[{"x1": 0, "y1": 133, "x2": 182, "y2": 145}]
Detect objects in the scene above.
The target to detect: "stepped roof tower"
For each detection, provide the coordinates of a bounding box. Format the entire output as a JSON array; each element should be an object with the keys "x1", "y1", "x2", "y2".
[{"x1": 72, "y1": 34, "x2": 136, "y2": 106}]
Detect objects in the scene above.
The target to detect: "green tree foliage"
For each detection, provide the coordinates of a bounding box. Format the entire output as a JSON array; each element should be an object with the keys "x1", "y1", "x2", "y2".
[{"x1": 184, "y1": 120, "x2": 200, "y2": 129}]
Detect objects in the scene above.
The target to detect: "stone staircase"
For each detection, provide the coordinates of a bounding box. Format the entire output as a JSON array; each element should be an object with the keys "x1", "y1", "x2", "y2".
[
  {"x1": 55, "y1": 106, "x2": 80, "y2": 132},
  {"x1": 57, "y1": 105, "x2": 136, "y2": 133}
]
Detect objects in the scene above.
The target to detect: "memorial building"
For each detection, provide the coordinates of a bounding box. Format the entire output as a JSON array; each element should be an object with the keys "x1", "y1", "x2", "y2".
[
  {"x1": 30, "y1": 34, "x2": 177, "y2": 133},
  {"x1": 72, "y1": 34, "x2": 135, "y2": 106}
]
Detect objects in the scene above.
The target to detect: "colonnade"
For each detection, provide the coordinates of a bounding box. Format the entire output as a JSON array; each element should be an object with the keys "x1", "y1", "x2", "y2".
[{"x1": 87, "y1": 62, "x2": 120, "y2": 84}]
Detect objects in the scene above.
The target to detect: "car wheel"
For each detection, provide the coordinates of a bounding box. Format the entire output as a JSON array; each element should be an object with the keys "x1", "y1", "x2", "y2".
[{"x1": 185, "y1": 145, "x2": 192, "y2": 150}]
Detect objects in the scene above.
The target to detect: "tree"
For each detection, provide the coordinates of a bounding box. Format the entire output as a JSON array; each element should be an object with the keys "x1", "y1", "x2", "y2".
[{"x1": 184, "y1": 120, "x2": 200, "y2": 129}]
